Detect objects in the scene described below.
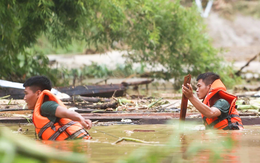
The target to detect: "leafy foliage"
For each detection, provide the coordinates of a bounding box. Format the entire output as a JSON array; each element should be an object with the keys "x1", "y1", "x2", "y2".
[
  {"x1": 0, "y1": 0, "x2": 236, "y2": 87},
  {"x1": 0, "y1": 126, "x2": 88, "y2": 163},
  {"x1": 118, "y1": 1, "x2": 227, "y2": 84},
  {"x1": 0, "y1": 0, "x2": 99, "y2": 83}
]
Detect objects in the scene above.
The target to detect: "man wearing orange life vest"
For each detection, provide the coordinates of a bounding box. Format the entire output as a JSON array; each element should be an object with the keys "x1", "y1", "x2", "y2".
[
  {"x1": 182, "y1": 72, "x2": 243, "y2": 130},
  {"x1": 23, "y1": 76, "x2": 92, "y2": 140}
]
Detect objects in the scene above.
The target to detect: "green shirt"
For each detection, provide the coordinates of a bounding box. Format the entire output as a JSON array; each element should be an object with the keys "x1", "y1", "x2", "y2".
[
  {"x1": 40, "y1": 101, "x2": 59, "y2": 123},
  {"x1": 213, "y1": 99, "x2": 230, "y2": 119}
]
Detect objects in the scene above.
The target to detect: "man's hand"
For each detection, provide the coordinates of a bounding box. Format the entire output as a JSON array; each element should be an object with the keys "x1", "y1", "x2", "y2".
[
  {"x1": 79, "y1": 119, "x2": 92, "y2": 130},
  {"x1": 182, "y1": 83, "x2": 194, "y2": 99},
  {"x1": 55, "y1": 106, "x2": 92, "y2": 130}
]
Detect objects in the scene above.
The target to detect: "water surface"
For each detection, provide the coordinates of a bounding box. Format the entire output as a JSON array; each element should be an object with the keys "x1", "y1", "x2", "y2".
[{"x1": 2, "y1": 123, "x2": 260, "y2": 163}]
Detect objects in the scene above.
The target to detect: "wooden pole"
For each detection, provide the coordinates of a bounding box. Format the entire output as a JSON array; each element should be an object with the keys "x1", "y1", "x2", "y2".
[{"x1": 180, "y1": 74, "x2": 191, "y2": 121}]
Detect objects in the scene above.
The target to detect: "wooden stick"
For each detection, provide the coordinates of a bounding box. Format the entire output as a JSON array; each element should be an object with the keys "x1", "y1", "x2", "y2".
[
  {"x1": 235, "y1": 53, "x2": 259, "y2": 76},
  {"x1": 121, "y1": 79, "x2": 154, "y2": 86},
  {"x1": 180, "y1": 74, "x2": 191, "y2": 121}
]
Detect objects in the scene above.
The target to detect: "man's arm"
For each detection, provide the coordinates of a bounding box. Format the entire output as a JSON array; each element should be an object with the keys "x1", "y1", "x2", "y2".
[
  {"x1": 182, "y1": 83, "x2": 221, "y2": 118},
  {"x1": 55, "y1": 106, "x2": 92, "y2": 130}
]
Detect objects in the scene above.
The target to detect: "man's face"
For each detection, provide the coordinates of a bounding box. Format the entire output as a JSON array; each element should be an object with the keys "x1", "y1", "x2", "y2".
[
  {"x1": 196, "y1": 79, "x2": 211, "y2": 99},
  {"x1": 23, "y1": 87, "x2": 41, "y2": 110}
]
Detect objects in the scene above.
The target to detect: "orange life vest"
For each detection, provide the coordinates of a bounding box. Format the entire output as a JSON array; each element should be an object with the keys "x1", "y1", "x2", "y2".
[
  {"x1": 33, "y1": 90, "x2": 91, "y2": 140},
  {"x1": 202, "y1": 79, "x2": 243, "y2": 130}
]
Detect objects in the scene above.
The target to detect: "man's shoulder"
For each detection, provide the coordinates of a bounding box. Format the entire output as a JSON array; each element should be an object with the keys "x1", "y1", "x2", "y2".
[
  {"x1": 217, "y1": 98, "x2": 229, "y2": 103},
  {"x1": 42, "y1": 100, "x2": 58, "y2": 105},
  {"x1": 214, "y1": 99, "x2": 230, "y2": 113},
  {"x1": 215, "y1": 99, "x2": 230, "y2": 107},
  {"x1": 41, "y1": 101, "x2": 59, "y2": 114},
  {"x1": 41, "y1": 101, "x2": 59, "y2": 108}
]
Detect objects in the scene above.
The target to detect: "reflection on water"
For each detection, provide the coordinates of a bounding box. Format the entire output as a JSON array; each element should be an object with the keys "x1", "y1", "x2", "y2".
[{"x1": 1, "y1": 123, "x2": 260, "y2": 163}]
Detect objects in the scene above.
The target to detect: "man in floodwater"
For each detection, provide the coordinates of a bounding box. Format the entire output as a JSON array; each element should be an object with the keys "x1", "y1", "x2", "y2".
[
  {"x1": 182, "y1": 72, "x2": 243, "y2": 130},
  {"x1": 23, "y1": 76, "x2": 92, "y2": 140}
]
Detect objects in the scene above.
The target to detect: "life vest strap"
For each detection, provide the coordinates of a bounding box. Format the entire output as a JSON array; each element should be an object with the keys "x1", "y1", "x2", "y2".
[
  {"x1": 202, "y1": 116, "x2": 210, "y2": 127},
  {"x1": 38, "y1": 121, "x2": 54, "y2": 139},
  {"x1": 68, "y1": 129, "x2": 89, "y2": 140},
  {"x1": 48, "y1": 121, "x2": 77, "y2": 140},
  {"x1": 223, "y1": 121, "x2": 243, "y2": 130}
]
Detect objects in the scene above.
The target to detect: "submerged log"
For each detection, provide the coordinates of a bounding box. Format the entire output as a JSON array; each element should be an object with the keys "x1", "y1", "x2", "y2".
[
  {"x1": 0, "y1": 87, "x2": 24, "y2": 99},
  {"x1": 0, "y1": 109, "x2": 30, "y2": 112},
  {"x1": 0, "y1": 109, "x2": 32, "y2": 115}
]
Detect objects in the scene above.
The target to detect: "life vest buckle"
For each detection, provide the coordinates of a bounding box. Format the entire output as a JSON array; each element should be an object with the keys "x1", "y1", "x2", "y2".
[
  {"x1": 58, "y1": 127, "x2": 64, "y2": 133},
  {"x1": 51, "y1": 125, "x2": 56, "y2": 131}
]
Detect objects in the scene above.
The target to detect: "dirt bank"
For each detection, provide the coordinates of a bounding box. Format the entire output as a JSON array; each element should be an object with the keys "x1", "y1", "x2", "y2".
[{"x1": 206, "y1": 12, "x2": 260, "y2": 62}]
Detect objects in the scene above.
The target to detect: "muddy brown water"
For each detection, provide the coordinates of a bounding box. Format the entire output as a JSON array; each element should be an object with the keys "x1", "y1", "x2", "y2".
[{"x1": 1, "y1": 123, "x2": 260, "y2": 163}]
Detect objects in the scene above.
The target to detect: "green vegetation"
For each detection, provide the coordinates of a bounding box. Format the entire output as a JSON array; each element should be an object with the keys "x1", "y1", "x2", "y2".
[
  {"x1": 33, "y1": 36, "x2": 87, "y2": 55},
  {"x1": 0, "y1": 127, "x2": 87, "y2": 163},
  {"x1": 50, "y1": 62, "x2": 146, "y2": 86},
  {"x1": 0, "y1": 0, "x2": 238, "y2": 87}
]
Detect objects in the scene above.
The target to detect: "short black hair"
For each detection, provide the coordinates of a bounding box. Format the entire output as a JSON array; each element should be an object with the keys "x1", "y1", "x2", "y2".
[
  {"x1": 196, "y1": 72, "x2": 220, "y2": 86},
  {"x1": 23, "y1": 76, "x2": 52, "y2": 92}
]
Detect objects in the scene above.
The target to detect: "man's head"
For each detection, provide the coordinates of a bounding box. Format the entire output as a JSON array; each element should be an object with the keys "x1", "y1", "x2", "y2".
[
  {"x1": 23, "y1": 76, "x2": 52, "y2": 109},
  {"x1": 196, "y1": 72, "x2": 220, "y2": 86},
  {"x1": 196, "y1": 72, "x2": 220, "y2": 99}
]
